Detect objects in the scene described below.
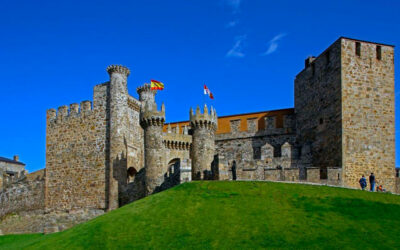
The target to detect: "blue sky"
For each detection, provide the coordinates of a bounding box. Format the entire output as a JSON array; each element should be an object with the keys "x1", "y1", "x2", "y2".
[{"x1": 1, "y1": 0, "x2": 399, "y2": 172}]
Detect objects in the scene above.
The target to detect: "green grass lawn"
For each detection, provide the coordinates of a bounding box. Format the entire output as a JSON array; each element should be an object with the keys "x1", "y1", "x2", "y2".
[{"x1": 1, "y1": 181, "x2": 400, "y2": 249}]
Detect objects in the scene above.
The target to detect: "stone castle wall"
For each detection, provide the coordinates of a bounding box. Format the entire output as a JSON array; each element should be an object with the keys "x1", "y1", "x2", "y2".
[
  {"x1": 45, "y1": 83, "x2": 109, "y2": 211},
  {"x1": 341, "y1": 39, "x2": 395, "y2": 191},
  {"x1": 215, "y1": 113, "x2": 297, "y2": 180},
  {"x1": 0, "y1": 171, "x2": 45, "y2": 218},
  {"x1": 295, "y1": 39, "x2": 343, "y2": 170}
]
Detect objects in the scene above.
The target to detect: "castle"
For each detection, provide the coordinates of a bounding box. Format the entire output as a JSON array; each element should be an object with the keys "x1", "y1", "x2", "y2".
[{"x1": 0, "y1": 37, "x2": 398, "y2": 232}]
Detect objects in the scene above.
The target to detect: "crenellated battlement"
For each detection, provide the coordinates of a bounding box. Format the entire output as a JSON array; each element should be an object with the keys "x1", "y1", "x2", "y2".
[
  {"x1": 140, "y1": 102, "x2": 165, "y2": 127},
  {"x1": 189, "y1": 104, "x2": 218, "y2": 131},
  {"x1": 137, "y1": 83, "x2": 156, "y2": 103},
  {"x1": 46, "y1": 101, "x2": 93, "y2": 123},
  {"x1": 106, "y1": 65, "x2": 130, "y2": 77},
  {"x1": 136, "y1": 83, "x2": 154, "y2": 95}
]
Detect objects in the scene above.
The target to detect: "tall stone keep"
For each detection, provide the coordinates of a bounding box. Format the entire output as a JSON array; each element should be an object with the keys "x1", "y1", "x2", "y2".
[
  {"x1": 295, "y1": 37, "x2": 395, "y2": 191},
  {"x1": 190, "y1": 105, "x2": 218, "y2": 180},
  {"x1": 138, "y1": 85, "x2": 165, "y2": 195},
  {"x1": 107, "y1": 65, "x2": 131, "y2": 210}
]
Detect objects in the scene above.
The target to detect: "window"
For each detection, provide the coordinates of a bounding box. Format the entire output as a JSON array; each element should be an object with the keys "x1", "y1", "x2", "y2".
[
  {"x1": 355, "y1": 42, "x2": 361, "y2": 57},
  {"x1": 376, "y1": 45, "x2": 382, "y2": 60},
  {"x1": 319, "y1": 118, "x2": 324, "y2": 125},
  {"x1": 253, "y1": 147, "x2": 261, "y2": 160}
]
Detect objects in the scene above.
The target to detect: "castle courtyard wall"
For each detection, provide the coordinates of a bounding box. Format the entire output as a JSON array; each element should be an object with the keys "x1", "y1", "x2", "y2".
[{"x1": 215, "y1": 113, "x2": 297, "y2": 180}]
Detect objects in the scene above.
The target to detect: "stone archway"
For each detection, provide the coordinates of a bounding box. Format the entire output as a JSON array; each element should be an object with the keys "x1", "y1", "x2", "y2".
[
  {"x1": 127, "y1": 167, "x2": 137, "y2": 183},
  {"x1": 157, "y1": 158, "x2": 181, "y2": 191}
]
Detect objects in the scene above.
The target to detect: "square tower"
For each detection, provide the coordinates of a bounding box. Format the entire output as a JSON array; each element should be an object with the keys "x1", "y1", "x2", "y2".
[{"x1": 295, "y1": 37, "x2": 395, "y2": 191}]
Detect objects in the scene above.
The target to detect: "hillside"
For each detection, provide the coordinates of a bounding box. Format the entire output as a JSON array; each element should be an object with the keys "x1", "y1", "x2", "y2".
[{"x1": 1, "y1": 181, "x2": 400, "y2": 249}]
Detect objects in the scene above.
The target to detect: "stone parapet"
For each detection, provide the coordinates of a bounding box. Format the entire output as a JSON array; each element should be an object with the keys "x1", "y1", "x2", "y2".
[
  {"x1": 106, "y1": 64, "x2": 130, "y2": 77},
  {"x1": 190, "y1": 105, "x2": 217, "y2": 131},
  {"x1": 140, "y1": 102, "x2": 165, "y2": 128}
]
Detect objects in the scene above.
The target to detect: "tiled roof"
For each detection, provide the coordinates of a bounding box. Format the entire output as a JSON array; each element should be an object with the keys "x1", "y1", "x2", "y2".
[{"x1": 0, "y1": 156, "x2": 25, "y2": 166}]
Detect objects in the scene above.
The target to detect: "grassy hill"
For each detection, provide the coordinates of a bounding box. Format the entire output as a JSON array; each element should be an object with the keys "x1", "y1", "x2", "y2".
[{"x1": 1, "y1": 181, "x2": 400, "y2": 249}]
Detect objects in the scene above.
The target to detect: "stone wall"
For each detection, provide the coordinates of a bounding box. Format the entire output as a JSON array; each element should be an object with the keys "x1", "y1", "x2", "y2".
[
  {"x1": 0, "y1": 161, "x2": 25, "y2": 175},
  {"x1": 341, "y1": 38, "x2": 395, "y2": 192},
  {"x1": 215, "y1": 114, "x2": 297, "y2": 181},
  {"x1": 295, "y1": 39, "x2": 342, "y2": 170},
  {"x1": 0, "y1": 173, "x2": 45, "y2": 218},
  {"x1": 45, "y1": 83, "x2": 109, "y2": 211}
]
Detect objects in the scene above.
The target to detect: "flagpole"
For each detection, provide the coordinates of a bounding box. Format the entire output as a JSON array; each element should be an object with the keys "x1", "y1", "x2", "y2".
[{"x1": 203, "y1": 84, "x2": 205, "y2": 107}]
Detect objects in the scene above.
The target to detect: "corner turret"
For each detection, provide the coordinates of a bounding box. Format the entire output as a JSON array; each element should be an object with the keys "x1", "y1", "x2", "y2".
[
  {"x1": 140, "y1": 99, "x2": 166, "y2": 195},
  {"x1": 190, "y1": 104, "x2": 218, "y2": 180}
]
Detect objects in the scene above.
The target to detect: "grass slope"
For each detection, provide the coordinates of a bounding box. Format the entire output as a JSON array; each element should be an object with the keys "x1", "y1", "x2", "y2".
[{"x1": 1, "y1": 181, "x2": 400, "y2": 249}]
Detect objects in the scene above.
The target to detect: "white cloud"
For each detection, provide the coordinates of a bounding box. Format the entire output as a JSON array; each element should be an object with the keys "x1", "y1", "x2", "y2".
[
  {"x1": 261, "y1": 33, "x2": 287, "y2": 56},
  {"x1": 223, "y1": 0, "x2": 242, "y2": 13},
  {"x1": 226, "y1": 20, "x2": 239, "y2": 28},
  {"x1": 226, "y1": 35, "x2": 246, "y2": 58}
]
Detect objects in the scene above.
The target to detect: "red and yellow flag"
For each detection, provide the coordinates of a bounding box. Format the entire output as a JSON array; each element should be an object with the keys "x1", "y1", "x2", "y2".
[{"x1": 151, "y1": 79, "x2": 164, "y2": 90}]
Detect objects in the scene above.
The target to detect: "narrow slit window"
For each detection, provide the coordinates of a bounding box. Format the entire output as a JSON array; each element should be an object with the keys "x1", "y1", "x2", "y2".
[
  {"x1": 325, "y1": 50, "x2": 330, "y2": 66},
  {"x1": 311, "y1": 63, "x2": 315, "y2": 76},
  {"x1": 376, "y1": 45, "x2": 382, "y2": 60},
  {"x1": 355, "y1": 42, "x2": 361, "y2": 57}
]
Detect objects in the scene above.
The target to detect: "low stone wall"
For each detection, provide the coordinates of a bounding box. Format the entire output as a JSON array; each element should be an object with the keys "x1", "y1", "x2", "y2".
[
  {"x1": 396, "y1": 177, "x2": 400, "y2": 194},
  {"x1": 0, "y1": 209, "x2": 104, "y2": 234},
  {"x1": 264, "y1": 168, "x2": 299, "y2": 182},
  {"x1": 306, "y1": 168, "x2": 320, "y2": 182},
  {"x1": 0, "y1": 178, "x2": 45, "y2": 218}
]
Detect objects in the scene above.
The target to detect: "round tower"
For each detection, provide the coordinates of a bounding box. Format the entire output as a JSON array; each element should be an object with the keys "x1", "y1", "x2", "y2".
[
  {"x1": 190, "y1": 104, "x2": 218, "y2": 180},
  {"x1": 137, "y1": 83, "x2": 156, "y2": 108},
  {"x1": 106, "y1": 64, "x2": 130, "y2": 210},
  {"x1": 138, "y1": 90, "x2": 166, "y2": 195}
]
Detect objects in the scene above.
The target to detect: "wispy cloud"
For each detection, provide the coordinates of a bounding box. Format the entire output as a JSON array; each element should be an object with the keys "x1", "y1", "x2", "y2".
[
  {"x1": 261, "y1": 33, "x2": 287, "y2": 56},
  {"x1": 223, "y1": 0, "x2": 242, "y2": 13},
  {"x1": 226, "y1": 20, "x2": 239, "y2": 28},
  {"x1": 226, "y1": 35, "x2": 246, "y2": 58}
]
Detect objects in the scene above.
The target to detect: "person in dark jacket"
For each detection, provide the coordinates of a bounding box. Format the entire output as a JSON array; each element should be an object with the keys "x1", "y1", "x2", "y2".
[
  {"x1": 359, "y1": 175, "x2": 367, "y2": 190},
  {"x1": 369, "y1": 173, "x2": 375, "y2": 191}
]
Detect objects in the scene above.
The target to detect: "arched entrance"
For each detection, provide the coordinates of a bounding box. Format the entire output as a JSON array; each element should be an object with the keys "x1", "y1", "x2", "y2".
[
  {"x1": 127, "y1": 167, "x2": 137, "y2": 183},
  {"x1": 159, "y1": 158, "x2": 181, "y2": 190}
]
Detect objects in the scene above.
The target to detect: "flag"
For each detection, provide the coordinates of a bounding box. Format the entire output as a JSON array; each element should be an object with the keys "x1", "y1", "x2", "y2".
[
  {"x1": 204, "y1": 84, "x2": 214, "y2": 99},
  {"x1": 151, "y1": 79, "x2": 164, "y2": 90}
]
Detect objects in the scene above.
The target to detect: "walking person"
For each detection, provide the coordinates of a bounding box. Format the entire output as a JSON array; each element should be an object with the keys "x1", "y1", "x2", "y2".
[
  {"x1": 359, "y1": 175, "x2": 367, "y2": 190},
  {"x1": 369, "y1": 173, "x2": 375, "y2": 191}
]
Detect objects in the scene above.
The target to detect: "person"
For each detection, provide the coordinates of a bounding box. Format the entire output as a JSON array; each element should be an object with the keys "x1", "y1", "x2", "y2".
[
  {"x1": 369, "y1": 173, "x2": 375, "y2": 191},
  {"x1": 359, "y1": 175, "x2": 367, "y2": 190},
  {"x1": 377, "y1": 185, "x2": 386, "y2": 192}
]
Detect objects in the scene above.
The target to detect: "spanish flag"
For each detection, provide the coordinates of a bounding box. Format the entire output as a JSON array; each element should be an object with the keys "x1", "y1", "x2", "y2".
[{"x1": 151, "y1": 79, "x2": 164, "y2": 90}]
